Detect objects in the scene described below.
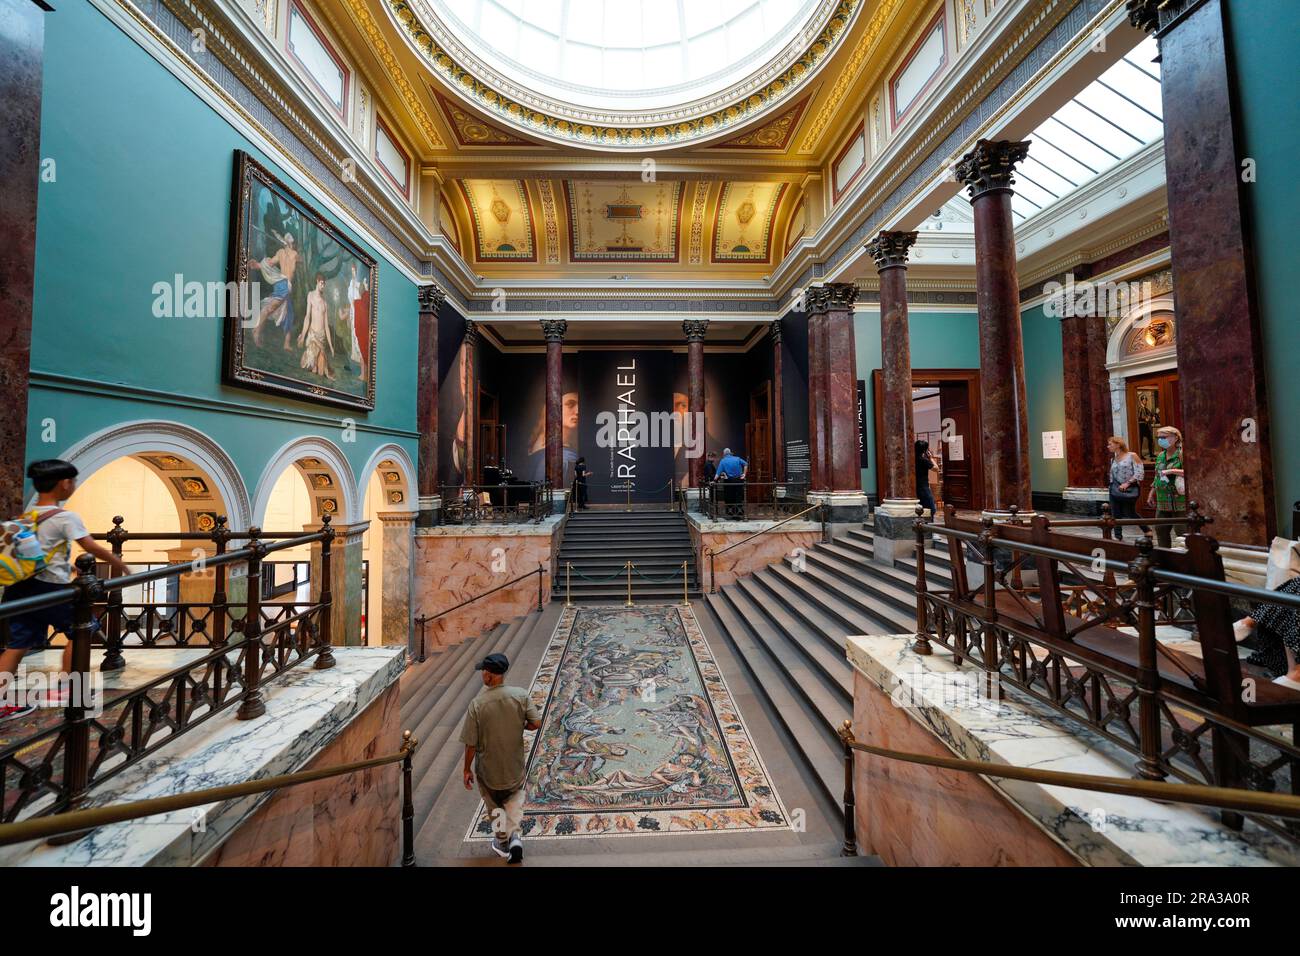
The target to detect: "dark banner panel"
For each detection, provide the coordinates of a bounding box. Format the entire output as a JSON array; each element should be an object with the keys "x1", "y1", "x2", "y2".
[
  {"x1": 581, "y1": 350, "x2": 676, "y2": 503},
  {"x1": 782, "y1": 313, "x2": 810, "y2": 484},
  {"x1": 436, "y1": 309, "x2": 466, "y2": 487}
]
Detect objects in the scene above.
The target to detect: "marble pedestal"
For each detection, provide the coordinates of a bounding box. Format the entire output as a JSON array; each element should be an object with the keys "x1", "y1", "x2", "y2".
[
  {"x1": 686, "y1": 512, "x2": 822, "y2": 591},
  {"x1": 1062, "y1": 486, "x2": 1108, "y2": 516},
  {"x1": 847, "y1": 634, "x2": 1300, "y2": 866},
  {"x1": 415, "y1": 494, "x2": 441, "y2": 529},
  {"x1": 377, "y1": 513, "x2": 415, "y2": 651},
  {"x1": 871, "y1": 499, "x2": 920, "y2": 565},
  {"x1": 809, "y1": 491, "x2": 870, "y2": 537}
]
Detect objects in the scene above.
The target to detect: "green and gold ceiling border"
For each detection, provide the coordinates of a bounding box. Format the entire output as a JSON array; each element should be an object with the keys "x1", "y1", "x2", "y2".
[{"x1": 385, "y1": 0, "x2": 862, "y2": 149}]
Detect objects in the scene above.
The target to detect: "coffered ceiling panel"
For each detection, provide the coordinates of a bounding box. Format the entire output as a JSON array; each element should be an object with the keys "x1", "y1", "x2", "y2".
[
  {"x1": 563, "y1": 181, "x2": 683, "y2": 263},
  {"x1": 456, "y1": 179, "x2": 537, "y2": 260},
  {"x1": 712, "y1": 181, "x2": 790, "y2": 263}
]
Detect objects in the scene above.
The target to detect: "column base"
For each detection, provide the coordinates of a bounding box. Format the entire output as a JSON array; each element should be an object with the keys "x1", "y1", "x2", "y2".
[
  {"x1": 871, "y1": 498, "x2": 920, "y2": 565},
  {"x1": 415, "y1": 495, "x2": 441, "y2": 529},
  {"x1": 1061, "y1": 487, "x2": 1108, "y2": 516},
  {"x1": 809, "y1": 491, "x2": 871, "y2": 527}
]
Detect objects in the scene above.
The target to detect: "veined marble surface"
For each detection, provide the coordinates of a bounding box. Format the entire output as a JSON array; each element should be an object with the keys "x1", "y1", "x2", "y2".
[
  {"x1": 417, "y1": 515, "x2": 562, "y2": 538},
  {"x1": 685, "y1": 513, "x2": 820, "y2": 534},
  {"x1": 21, "y1": 648, "x2": 212, "y2": 691},
  {"x1": 0, "y1": 647, "x2": 404, "y2": 867},
  {"x1": 847, "y1": 634, "x2": 1300, "y2": 867}
]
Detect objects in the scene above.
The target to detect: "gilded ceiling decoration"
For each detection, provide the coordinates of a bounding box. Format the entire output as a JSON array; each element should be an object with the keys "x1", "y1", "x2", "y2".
[
  {"x1": 713, "y1": 182, "x2": 789, "y2": 263},
  {"x1": 710, "y1": 95, "x2": 813, "y2": 151},
  {"x1": 688, "y1": 182, "x2": 712, "y2": 265},
  {"x1": 385, "y1": 0, "x2": 861, "y2": 149},
  {"x1": 457, "y1": 179, "x2": 537, "y2": 260},
  {"x1": 429, "y1": 86, "x2": 532, "y2": 147},
  {"x1": 564, "y1": 181, "x2": 682, "y2": 262}
]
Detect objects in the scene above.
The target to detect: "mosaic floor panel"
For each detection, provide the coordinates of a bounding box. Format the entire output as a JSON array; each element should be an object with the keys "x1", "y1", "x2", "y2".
[{"x1": 467, "y1": 605, "x2": 789, "y2": 840}]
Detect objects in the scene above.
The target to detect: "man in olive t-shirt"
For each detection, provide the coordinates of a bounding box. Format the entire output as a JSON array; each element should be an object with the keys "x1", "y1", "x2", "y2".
[{"x1": 460, "y1": 652, "x2": 541, "y2": 863}]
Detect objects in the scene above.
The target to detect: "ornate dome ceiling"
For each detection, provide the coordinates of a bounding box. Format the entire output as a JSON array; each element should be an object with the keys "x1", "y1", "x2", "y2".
[{"x1": 387, "y1": 0, "x2": 860, "y2": 148}]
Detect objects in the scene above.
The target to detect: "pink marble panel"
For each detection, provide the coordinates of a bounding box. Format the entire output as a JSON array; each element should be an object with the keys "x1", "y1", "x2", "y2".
[
  {"x1": 413, "y1": 532, "x2": 553, "y2": 648},
  {"x1": 850, "y1": 670, "x2": 1079, "y2": 866},
  {"x1": 204, "y1": 683, "x2": 402, "y2": 867},
  {"x1": 699, "y1": 530, "x2": 822, "y2": 590}
]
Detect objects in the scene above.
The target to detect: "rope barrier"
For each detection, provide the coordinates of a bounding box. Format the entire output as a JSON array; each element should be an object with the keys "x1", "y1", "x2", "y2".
[{"x1": 631, "y1": 564, "x2": 689, "y2": 585}]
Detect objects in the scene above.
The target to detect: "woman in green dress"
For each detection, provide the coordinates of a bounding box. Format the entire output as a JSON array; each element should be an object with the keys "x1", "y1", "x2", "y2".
[{"x1": 1145, "y1": 424, "x2": 1186, "y2": 548}]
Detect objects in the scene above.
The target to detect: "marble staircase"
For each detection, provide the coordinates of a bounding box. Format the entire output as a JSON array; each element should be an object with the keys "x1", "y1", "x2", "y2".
[
  {"x1": 555, "y1": 509, "x2": 701, "y2": 603},
  {"x1": 701, "y1": 522, "x2": 954, "y2": 813}
]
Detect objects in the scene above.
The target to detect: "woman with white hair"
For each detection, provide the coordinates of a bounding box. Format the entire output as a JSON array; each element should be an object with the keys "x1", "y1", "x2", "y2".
[{"x1": 1145, "y1": 424, "x2": 1186, "y2": 548}]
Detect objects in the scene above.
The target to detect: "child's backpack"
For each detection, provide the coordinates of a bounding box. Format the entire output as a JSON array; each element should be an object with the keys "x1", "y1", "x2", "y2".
[{"x1": 0, "y1": 508, "x2": 66, "y2": 587}]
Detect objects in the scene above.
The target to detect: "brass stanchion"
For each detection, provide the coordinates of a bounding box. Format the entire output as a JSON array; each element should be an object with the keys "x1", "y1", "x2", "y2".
[
  {"x1": 625, "y1": 484, "x2": 631, "y2": 513},
  {"x1": 681, "y1": 560, "x2": 688, "y2": 607},
  {"x1": 566, "y1": 562, "x2": 572, "y2": 607},
  {"x1": 625, "y1": 560, "x2": 633, "y2": 607}
]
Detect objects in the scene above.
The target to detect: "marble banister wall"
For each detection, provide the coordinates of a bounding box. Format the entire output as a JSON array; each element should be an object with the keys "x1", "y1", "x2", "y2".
[
  {"x1": 413, "y1": 518, "x2": 562, "y2": 648},
  {"x1": 686, "y1": 516, "x2": 822, "y2": 591}
]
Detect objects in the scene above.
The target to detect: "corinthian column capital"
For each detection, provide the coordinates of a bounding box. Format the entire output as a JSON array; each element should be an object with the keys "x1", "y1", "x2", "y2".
[
  {"x1": 865, "y1": 231, "x2": 919, "y2": 272},
  {"x1": 682, "y1": 319, "x2": 709, "y2": 342},
  {"x1": 955, "y1": 139, "x2": 1032, "y2": 201},
  {"x1": 540, "y1": 319, "x2": 568, "y2": 343}
]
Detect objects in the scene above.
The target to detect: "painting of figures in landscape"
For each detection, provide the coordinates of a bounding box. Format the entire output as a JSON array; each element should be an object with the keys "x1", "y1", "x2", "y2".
[{"x1": 225, "y1": 151, "x2": 377, "y2": 410}]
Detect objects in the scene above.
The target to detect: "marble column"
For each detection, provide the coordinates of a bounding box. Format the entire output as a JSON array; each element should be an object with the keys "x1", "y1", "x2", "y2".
[
  {"x1": 416, "y1": 284, "x2": 443, "y2": 527},
  {"x1": 1128, "y1": 0, "x2": 1274, "y2": 542},
  {"x1": 1060, "y1": 312, "x2": 1112, "y2": 515},
  {"x1": 309, "y1": 521, "x2": 365, "y2": 648},
  {"x1": 377, "y1": 512, "x2": 414, "y2": 651},
  {"x1": 771, "y1": 321, "x2": 786, "y2": 482},
  {"x1": 0, "y1": 0, "x2": 48, "y2": 515},
  {"x1": 541, "y1": 319, "x2": 567, "y2": 492},
  {"x1": 807, "y1": 289, "x2": 829, "y2": 493},
  {"x1": 683, "y1": 319, "x2": 708, "y2": 488},
  {"x1": 956, "y1": 139, "x2": 1034, "y2": 517},
  {"x1": 462, "y1": 320, "x2": 479, "y2": 486},
  {"x1": 866, "y1": 231, "x2": 920, "y2": 561},
  {"x1": 814, "y1": 283, "x2": 870, "y2": 523}
]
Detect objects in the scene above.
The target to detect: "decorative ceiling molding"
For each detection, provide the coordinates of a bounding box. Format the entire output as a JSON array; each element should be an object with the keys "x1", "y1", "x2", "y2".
[
  {"x1": 428, "y1": 85, "x2": 532, "y2": 147},
  {"x1": 797, "y1": 0, "x2": 913, "y2": 153},
  {"x1": 710, "y1": 94, "x2": 813, "y2": 151},
  {"x1": 336, "y1": 0, "x2": 446, "y2": 149},
  {"x1": 385, "y1": 0, "x2": 862, "y2": 149}
]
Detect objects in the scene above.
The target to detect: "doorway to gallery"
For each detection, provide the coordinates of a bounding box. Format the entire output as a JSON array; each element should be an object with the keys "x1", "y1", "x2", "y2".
[
  {"x1": 1125, "y1": 369, "x2": 1182, "y2": 518},
  {"x1": 871, "y1": 368, "x2": 983, "y2": 512}
]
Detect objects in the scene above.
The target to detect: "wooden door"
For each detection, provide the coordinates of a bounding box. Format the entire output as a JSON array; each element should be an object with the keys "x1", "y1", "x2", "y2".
[
  {"x1": 747, "y1": 381, "x2": 772, "y2": 500},
  {"x1": 937, "y1": 380, "x2": 975, "y2": 510},
  {"x1": 1126, "y1": 370, "x2": 1181, "y2": 517}
]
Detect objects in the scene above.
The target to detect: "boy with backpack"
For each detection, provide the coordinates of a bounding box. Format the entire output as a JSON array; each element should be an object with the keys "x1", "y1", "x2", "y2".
[{"x1": 0, "y1": 460, "x2": 129, "y2": 721}]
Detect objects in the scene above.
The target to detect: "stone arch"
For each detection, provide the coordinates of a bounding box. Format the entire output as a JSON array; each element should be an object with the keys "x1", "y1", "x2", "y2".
[
  {"x1": 356, "y1": 443, "x2": 417, "y2": 514},
  {"x1": 251, "y1": 436, "x2": 361, "y2": 527},
  {"x1": 46, "y1": 419, "x2": 252, "y2": 532},
  {"x1": 1104, "y1": 294, "x2": 1177, "y2": 438}
]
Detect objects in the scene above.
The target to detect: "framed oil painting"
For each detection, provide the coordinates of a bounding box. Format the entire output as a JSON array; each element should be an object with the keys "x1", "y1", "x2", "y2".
[{"x1": 225, "y1": 150, "x2": 377, "y2": 411}]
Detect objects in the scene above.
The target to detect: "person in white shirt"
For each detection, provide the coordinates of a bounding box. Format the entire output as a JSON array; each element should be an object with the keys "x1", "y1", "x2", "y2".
[{"x1": 0, "y1": 460, "x2": 128, "y2": 721}]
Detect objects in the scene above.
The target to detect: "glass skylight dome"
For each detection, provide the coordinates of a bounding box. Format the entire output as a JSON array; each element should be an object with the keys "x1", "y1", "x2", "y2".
[{"x1": 427, "y1": 0, "x2": 823, "y2": 111}]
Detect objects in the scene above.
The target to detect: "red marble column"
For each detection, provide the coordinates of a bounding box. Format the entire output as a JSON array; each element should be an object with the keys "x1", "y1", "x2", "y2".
[
  {"x1": 824, "y1": 282, "x2": 862, "y2": 494},
  {"x1": 806, "y1": 291, "x2": 828, "y2": 492},
  {"x1": 541, "y1": 319, "x2": 567, "y2": 489},
  {"x1": 956, "y1": 139, "x2": 1033, "y2": 514},
  {"x1": 462, "y1": 320, "x2": 478, "y2": 485},
  {"x1": 1129, "y1": 0, "x2": 1274, "y2": 542},
  {"x1": 683, "y1": 319, "x2": 708, "y2": 487},
  {"x1": 1061, "y1": 312, "x2": 1112, "y2": 493},
  {"x1": 771, "y1": 322, "x2": 786, "y2": 481},
  {"x1": 415, "y1": 285, "x2": 443, "y2": 525},
  {"x1": 866, "y1": 231, "x2": 919, "y2": 503},
  {"x1": 0, "y1": 0, "x2": 48, "y2": 515}
]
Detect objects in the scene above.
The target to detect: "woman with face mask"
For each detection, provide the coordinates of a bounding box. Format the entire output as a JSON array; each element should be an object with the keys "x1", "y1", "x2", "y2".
[{"x1": 1145, "y1": 425, "x2": 1186, "y2": 548}]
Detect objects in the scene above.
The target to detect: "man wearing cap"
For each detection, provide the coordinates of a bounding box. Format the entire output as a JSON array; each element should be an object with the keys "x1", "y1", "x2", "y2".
[{"x1": 460, "y1": 652, "x2": 542, "y2": 863}]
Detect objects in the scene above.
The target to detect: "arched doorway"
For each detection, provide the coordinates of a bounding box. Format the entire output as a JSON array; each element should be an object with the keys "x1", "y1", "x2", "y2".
[
  {"x1": 1107, "y1": 296, "x2": 1177, "y2": 515},
  {"x1": 253, "y1": 438, "x2": 362, "y2": 647},
  {"x1": 359, "y1": 445, "x2": 416, "y2": 651}
]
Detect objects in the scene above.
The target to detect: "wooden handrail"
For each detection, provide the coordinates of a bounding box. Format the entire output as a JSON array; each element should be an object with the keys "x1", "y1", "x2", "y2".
[
  {"x1": 835, "y1": 720, "x2": 1300, "y2": 857},
  {"x1": 0, "y1": 731, "x2": 420, "y2": 866}
]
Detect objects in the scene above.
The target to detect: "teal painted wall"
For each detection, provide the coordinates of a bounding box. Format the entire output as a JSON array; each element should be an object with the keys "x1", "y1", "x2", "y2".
[
  {"x1": 1227, "y1": 0, "x2": 1300, "y2": 531},
  {"x1": 27, "y1": 1, "x2": 419, "y2": 512},
  {"x1": 855, "y1": 306, "x2": 1068, "y2": 501},
  {"x1": 1021, "y1": 304, "x2": 1067, "y2": 495}
]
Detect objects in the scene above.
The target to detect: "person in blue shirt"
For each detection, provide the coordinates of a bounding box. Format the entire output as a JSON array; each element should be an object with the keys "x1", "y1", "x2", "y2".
[{"x1": 714, "y1": 448, "x2": 748, "y2": 518}]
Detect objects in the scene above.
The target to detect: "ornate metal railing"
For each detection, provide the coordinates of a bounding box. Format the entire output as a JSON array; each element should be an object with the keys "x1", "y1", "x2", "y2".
[
  {"x1": 1, "y1": 521, "x2": 335, "y2": 824},
  {"x1": 439, "y1": 480, "x2": 552, "y2": 524},
  {"x1": 702, "y1": 480, "x2": 811, "y2": 521},
  {"x1": 912, "y1": 503, "x2": 1300, "y2": 843}
]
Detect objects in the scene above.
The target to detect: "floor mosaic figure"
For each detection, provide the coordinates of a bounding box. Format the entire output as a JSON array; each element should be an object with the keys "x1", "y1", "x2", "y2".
[{"x1": 468, "y1": 605, "x2": 787, "y2": 840}]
